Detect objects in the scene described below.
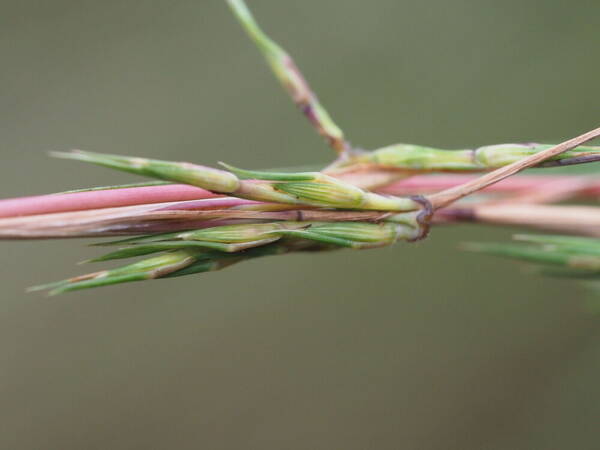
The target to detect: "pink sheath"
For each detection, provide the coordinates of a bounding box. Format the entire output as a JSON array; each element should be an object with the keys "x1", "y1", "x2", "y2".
[{"x1": 0, "y1": 184, "x2": 217, "y2": 218}]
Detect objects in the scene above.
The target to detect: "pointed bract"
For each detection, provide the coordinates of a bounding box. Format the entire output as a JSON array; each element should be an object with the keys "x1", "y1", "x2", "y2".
[{"x1": 52, "y1": 150, "x2": 240, "y2": 193}]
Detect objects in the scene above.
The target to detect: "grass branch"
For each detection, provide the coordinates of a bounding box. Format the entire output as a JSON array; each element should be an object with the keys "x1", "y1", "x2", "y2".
[{"x1": 427, "y1": 126, "x2": 600, "y2": 209}]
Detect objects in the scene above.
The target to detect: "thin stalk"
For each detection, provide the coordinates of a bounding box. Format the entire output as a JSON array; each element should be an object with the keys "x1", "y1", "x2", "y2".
[
  {"x1": 227, "y1": 0, "x2": 350, "y2": 155},
  {"x1": 380, "y1": 174, "x2": 600, "y2": 197},
  {"x1": 437, "y1": 204, "x2": 600, "y2": 237}
]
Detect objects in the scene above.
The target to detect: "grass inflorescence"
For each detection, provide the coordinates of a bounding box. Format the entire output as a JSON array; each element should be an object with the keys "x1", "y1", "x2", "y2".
[{"x1": 0, "y1": 0, "x2": 599, "y2": 295}]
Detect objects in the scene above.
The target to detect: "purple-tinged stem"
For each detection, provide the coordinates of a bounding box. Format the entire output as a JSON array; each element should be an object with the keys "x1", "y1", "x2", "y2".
[
  {"x1": 0, "y1": 184, "x2": 217, "y2": 218},
  {"x1": 2, "y1": 174, "x2": 600, "y2": 220}
]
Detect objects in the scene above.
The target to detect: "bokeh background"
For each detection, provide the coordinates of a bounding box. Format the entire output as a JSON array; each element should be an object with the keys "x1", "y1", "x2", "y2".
[{"x1": 1, "y1": 1, "x2": 599, "y2": 449}]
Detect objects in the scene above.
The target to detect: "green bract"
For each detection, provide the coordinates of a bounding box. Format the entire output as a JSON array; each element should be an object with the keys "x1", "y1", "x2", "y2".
[{"x1": 333, "y1": 143, "x2": 600, "y2": 172}]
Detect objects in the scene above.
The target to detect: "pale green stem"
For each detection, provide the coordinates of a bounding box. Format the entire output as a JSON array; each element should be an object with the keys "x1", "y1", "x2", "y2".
[
  {"x1": 330, "y1": 143, "x2": 600, "y2": 172},
  {"x1": 227, "y1": 0, "x2": 349, "y2": 154}
]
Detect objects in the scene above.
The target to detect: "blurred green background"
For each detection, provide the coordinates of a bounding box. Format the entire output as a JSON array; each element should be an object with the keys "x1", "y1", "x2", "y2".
[{"x1": 1, "y1": 1, "x2": 599, "y2": 449}]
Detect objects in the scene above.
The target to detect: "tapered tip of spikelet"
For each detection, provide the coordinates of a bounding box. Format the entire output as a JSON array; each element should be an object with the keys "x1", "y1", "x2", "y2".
[
  {"x1": 49, "y1": 149, "x2": 84, "y2": 160},
  {"x1": 26, "y1": 283, "x2": 54, "y2": 293},
  {"x1": 26, "y1": 279, "x2": 70, "y2": 295},
  {"x1": 49, "y1": 149, "x2": 150, "y2": 171},
  {"x1": 50, "y1": 149, "x2": 123, "y2": 164},
  {"x1": 51, "y1": 150, "x2": 241, "y2": 193}
]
